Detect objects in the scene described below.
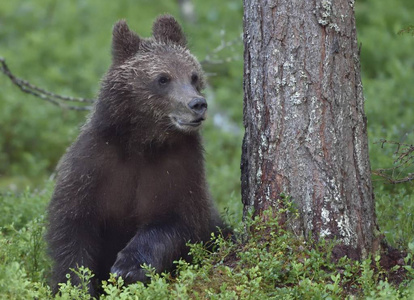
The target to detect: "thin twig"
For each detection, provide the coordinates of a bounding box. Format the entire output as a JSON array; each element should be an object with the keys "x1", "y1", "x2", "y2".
[
  {"x1": 372, "y1": 139, "x2": 414, "y2": 184},
  {"x1": 0, "y1": 57, "x2": 93, "y2": 111},
  {"x1": 372, "y1": 170, "x2": 414, "y2": 184},
  {"x1": 1, "y1": 34, "x2": 241, "y2": 108},
  {"x1": 398, "y1": 25, "x2": 414, "y2": 36}
]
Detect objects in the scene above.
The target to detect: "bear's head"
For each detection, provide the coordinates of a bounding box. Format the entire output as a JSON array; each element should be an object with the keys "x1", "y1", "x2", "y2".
[{"x1": 97, "y1": 15, "x2": 207, "y2": 139}]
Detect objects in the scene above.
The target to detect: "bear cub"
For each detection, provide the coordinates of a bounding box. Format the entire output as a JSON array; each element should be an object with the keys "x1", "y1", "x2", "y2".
[{"x1": 46, "y1": 15, "x2": 226, "y2": 295}]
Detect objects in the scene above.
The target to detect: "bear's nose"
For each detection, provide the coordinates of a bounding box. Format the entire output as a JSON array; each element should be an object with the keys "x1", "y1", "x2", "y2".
[{"x1": 188, "y1": 97, "x2": 207, "y2": 116}]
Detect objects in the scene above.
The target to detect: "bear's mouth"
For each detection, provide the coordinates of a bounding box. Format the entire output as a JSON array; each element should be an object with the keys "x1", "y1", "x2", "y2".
[{"x1": 170, "y1": 116, "x2": 205, "y2": 129}]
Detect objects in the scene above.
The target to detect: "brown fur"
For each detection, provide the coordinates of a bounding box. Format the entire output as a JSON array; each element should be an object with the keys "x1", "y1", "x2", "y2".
[{"x1": 46, "y1": 15, "x2": 225, "y2": 296}]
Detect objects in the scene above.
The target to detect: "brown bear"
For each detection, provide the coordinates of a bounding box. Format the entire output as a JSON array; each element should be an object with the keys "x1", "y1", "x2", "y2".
[{"x1": 46, "y1": 15, "x2": 226, "y2": 296}]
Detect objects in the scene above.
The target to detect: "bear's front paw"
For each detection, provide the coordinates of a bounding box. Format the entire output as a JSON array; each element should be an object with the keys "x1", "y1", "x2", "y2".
[{"x1": 110, "y1": 251, "x2": 150, "y2": 284}]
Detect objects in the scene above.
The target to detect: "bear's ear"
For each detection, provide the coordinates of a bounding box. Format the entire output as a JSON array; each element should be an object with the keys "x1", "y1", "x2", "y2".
[
  {"x1": 112, "y1": 20, "x2": 141, "y2": 64},
  {"x1": 152, "y1": 15, "x2": 187, "y2": 47}
]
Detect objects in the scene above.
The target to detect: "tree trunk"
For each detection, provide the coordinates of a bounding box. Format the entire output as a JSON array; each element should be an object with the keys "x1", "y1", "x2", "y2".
[{"x1": 241, "y1": 0, "x2": 379, "y2": 259}]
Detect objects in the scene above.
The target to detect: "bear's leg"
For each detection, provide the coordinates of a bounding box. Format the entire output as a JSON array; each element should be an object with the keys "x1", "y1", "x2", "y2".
[
  {"x1": 110, "y1": 222, "x2": 190, "y2": 284},
  {"x1": 48, "y1": 217, "x2": 102, "y2": 296}
]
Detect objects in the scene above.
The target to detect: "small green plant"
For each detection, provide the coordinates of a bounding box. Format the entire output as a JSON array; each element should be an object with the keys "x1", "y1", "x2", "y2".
[{"x1": 56, "y1": 267, "x2": 94, "y2": 300}]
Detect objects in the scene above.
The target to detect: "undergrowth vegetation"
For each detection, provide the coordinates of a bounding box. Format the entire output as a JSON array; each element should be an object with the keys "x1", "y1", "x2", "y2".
[
  {"x1": 1, "y1": 0, "x2": 414, "y2": 298},
  {"x1": 1, "y1": 203, "x2": 414, "y2": 299}
]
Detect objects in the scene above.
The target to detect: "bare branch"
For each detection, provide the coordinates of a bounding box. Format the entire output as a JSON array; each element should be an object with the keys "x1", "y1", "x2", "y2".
[
  {"x1": 398, "y1": 25, "x2": 414, "y2": 36},
  {"x1": 373, "y1": 139, "x2": 414, "y2": 184},
  {"x1": 1, "y1": 36, "x2": 242, "y2": 109},
  {"x1": 0, "y1": 57, "x2": 93, "y2": 111}
]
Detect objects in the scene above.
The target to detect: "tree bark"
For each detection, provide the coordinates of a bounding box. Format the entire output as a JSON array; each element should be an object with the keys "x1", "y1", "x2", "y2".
[{"x1": 241, "y1": 0, "x2": 379, "y2": 259}]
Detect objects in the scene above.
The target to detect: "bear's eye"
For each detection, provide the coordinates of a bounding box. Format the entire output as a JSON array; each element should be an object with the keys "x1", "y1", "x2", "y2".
[
  {"x1": 158, "y1": 76, "x2": 170, "y2": 86},
  {"x1": 191, "y1": 74, "x2": 198, "y2": 85}
]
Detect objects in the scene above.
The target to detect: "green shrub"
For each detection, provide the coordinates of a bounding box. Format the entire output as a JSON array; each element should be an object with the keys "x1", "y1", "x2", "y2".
[{"x1": 0, "y1": 188, "x2": 413, "y2": 299}]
